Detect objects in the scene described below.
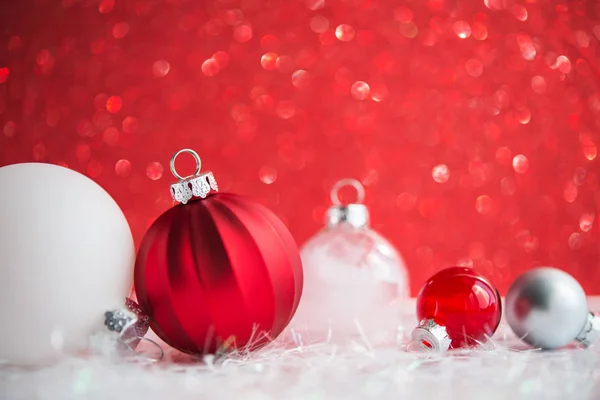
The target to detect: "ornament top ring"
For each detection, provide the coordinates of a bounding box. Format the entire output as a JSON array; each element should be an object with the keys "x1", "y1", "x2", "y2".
[
  {"x1": 330, "y1": 178, "x2": 365, "y2": 205},
  {"x1": 327, "y1": 179, "x2": 369, "y2": 229},
  {"x1": 169, "y1": 148, "x2": 202, "y2": 180},
  {"x1": 169, "y1": 149, "x2": 218, "y2": 204}
]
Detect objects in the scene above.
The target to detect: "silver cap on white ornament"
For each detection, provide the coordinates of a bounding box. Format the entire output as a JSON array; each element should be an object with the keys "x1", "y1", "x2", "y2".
[
  {"x1": 411, "y1": 319, "x2": 452, "y2": 351},
  {"x1": 326, "y1": 179, "x2": 370, "y2": 229},
  {"x1": 506, "y1": 267, "x2": 599, "y2": 349}
]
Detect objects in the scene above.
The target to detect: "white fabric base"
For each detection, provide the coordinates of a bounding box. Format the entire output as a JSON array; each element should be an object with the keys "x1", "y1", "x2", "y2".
[{"x1": 2, "y1": 298, "x2": 600, "y2": 400}]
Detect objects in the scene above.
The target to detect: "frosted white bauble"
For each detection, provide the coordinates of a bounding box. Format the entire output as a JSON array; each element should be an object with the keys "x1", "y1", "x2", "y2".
[
  {"x1": 0, "y1": 163, "x2": 135, "y2": 365},
  {"x1": 290, "y1": 179, "x2": 409, "y2": 344}
]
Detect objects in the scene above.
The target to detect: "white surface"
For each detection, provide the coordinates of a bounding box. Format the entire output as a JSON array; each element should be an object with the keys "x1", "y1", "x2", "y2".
[
  {"x1": 0, "y1": 163, "x2": 135, "y2": 365},
  {"x1": 2, "y1": 297, "x2": 599, "y2": 399}
]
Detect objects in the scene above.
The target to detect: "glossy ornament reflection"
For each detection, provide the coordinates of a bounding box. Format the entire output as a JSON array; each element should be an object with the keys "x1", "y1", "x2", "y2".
[
  {"x1": 290, "y1": 179, "x2": 409, "y2": 344},
  {"x1": 412, "y1": 267, "x2": 501, "y2": 351}
]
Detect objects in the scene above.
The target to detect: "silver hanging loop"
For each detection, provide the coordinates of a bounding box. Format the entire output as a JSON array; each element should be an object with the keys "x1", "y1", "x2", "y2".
[
  {"x1": 169, "y1": 149, "x2": 218, "y2": 204},
  {"x1": 326, "y1": 178, "x2": 370, "y2": 229}
]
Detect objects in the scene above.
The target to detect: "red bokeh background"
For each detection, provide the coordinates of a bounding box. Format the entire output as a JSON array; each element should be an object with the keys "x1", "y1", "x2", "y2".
[{"x1": 0, "y1": 0, "x2": 599, "y2": 295}]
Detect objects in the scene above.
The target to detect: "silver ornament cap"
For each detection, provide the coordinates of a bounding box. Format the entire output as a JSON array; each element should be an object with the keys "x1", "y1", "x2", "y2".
[
  {"x1": 169, "y1": 149, "x2": 218, "y2": 205},
  {"x1": 411, "y1": 319, "x2": 452, "y2": 351},
  {"x1": 326, "y1": 179, "x2": 370, "y2": 229},
  {"x1": 575, "y1": 312, "x2": 600, "y2": 348},
  {"x1": 506, "y1": 267, "x2": 590, "y2": 350}
]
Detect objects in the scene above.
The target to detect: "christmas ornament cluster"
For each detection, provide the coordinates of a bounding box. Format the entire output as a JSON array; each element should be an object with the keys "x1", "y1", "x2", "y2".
[{"x1": 0, "y1": 150, "x2": 598, "y2": 366}]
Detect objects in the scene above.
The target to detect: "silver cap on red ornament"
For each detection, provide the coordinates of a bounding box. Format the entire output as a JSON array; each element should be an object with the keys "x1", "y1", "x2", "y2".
[
  {"x1": 411, "y1": 319, "x2": 452, "y2": 351},
  {"x1": 169, "y1": 149, "x2": 218, "y2": 204},
  {"x1": 326, "y1": 179, "x2": 370, "y2": 229}
]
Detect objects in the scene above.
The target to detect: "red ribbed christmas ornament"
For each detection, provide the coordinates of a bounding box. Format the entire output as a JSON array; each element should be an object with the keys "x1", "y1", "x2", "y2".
[
  {"x1": 411, "y1": 267, "x2": 501, "y2": 351},
  {"x1": 134, "y1": 149, "x2": 303, "y2": 355}
]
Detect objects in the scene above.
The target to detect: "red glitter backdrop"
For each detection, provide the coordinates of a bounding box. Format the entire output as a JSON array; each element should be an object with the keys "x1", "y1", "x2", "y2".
[{"x1": 0, "y1": 0, "x2": 599, "y2": 295}]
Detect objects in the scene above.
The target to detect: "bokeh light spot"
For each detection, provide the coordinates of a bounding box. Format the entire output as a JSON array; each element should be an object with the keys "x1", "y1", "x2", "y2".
[
  {"x1": 122, "y1": 116, "x2": 139, "y2": 133},
  {"x1": 153, "y1": 60, "x2": 170, "y2": 77},
  {"x1": 259, "y1": 166, "x2": 278, "y2": 184},
  {"x1": 453, "y1": 21, "x2": 471, "y2": 39},
  {"x1": 335, "y1": 24, "x2": 355, "y2": 42},
  {"x1": 98, "y1": 0, "x2": 114, "y2": 14},
  {"x1": 115, "y1": 159, "x2": 132, "y2": 177},
  {"x1": 563, "y1": 180, "x2": 578, "y2": 203},
  {"x1": 146, "y1": 162, "x2": 164, "y2": 180},
  {"x1": 310, "y1": 15, "x2": 329, "y2": 33},
  {"x1": 485, "y1": 0, "x2": 507, "y2": 10},
  {"x1": 112, "y1": 22, "x2": 129, "y2": 39},
  {"x1": 580, "y1": 213, "x2": 595, "y2": 232},
  {"x1": 583, "y1": 143, "x2": 597, "y2": 160},
  {"x1": 233, "y1": 24, "x2": 253, "y2": 42},
  {"x1": 3, "y1": 121, "x2": 16, "y2": 138},
  {"x1": 432, "y1": 164, "x2": 450, "y2": 183},
  {"x1": 276, "y1": 101, "x2": 296, "y2": 119},
  {"x1": 202, "y1": 59, "x2": 220, "y2": 76},
  {"x1": 396, "y1": 192, "x2": 417, "y2": 211},
  {"x1": 292, "y1": 70, "x2": 310, "y2": 88},
  {"x1": 476, "y1": 195, "x2": 493, "y2": 215},
  {"x1": 276, "y1": 55, "x2": 294, "y2": 73},
  {"x1": 516, "y1": 108, "x2": 531, "y2": 124},
  {"x1": 394, "y1": 6, "x2": 413, "y2": 23},
  {"x1": 261, "y1": 53, "x2": 278, "y2": 70},
  {"x1": 106, "y1": 96, "x2": 123, "y2": 113},
  {"x1": 568, "y1": 232, "x2": 582, "y2": 250},
  {"x1": 305, "y1": 0, "x2": 325, "y2": 10},
  {"x1": 212, "y1": 51, "x2": 230, "y2": 69},
  {"x1": 370, "y1": 83, "x2": 388, "y2": 102},
  {"x1": 87, "y1": 160, "x2": 102, "y2": 178},
  {"x1": 465, "y1": 59, "x2": 483, "y2": 77},
  {"x1": 512, "y1": 154, "x2": 529, "y2": 174},
  {"x1": 400, "y1": 22, "x2": 418, "y2": 39},
  {"x1": 557, "y1": 55, "x2": 572, "y2": 74},
  {"x1": 510, "y1": 5, "x2": 528, "y2": 21},
  {"x1": 351, "y1": 81, "x2": 370, "y2": 100},
  {"x1": 103, "y1": 127, "x2": 119, "y2": 146},
  {"x1": 223, "y1": 9, "x2": 243, "y2": 25},
  {"x1": 472, "y1": 22, "x2": 488, "y2": 40},
  {"x1": 32, "y1": 143, "x2": 46, "y2": 161},
  {"x1": 531, "y1": 76, "x2": 546, "y2": 94},
  {"x1": 0, "y1": 67, "x2": 9, "y2": 83}
]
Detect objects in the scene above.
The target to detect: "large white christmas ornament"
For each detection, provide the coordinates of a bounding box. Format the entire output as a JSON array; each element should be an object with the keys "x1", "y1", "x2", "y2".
[
  {"x1": 0, "y1": 163, "x2": 135, "y2": 365},
  {"x1": 290, "y1": 179, "x2": 409, "y2": 343}
]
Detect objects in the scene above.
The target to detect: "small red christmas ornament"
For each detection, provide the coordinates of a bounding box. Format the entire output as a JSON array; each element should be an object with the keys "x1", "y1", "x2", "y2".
[
  {"x1": 411, "y1": 267, "x2": 501, "y2": 351},
  {"x1": 134, "y1": 149, "x2": 303, "y2": 355}
]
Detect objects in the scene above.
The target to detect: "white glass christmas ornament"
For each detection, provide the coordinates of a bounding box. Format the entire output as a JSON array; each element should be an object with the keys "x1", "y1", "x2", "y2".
[{"x1": 290, "y1": 179, "x2": 409, "y2": 343}]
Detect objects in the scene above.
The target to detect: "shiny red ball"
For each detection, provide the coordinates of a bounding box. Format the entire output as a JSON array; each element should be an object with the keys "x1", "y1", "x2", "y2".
[
  {"x1": 416, "y1": 267, "x2": 501, "y2": 348},
  {"x1": 134, "y1": 193, "x2": 303, "y2": 355}
]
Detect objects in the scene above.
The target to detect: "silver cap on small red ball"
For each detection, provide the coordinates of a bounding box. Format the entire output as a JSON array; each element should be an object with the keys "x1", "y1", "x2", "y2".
[
  {"x1": 411, "y1": 319, "x2": 452, "y2": 351},
  {"x1": 326, "y1": 179, "x2": 370, "y2": 229},
  {"x1": 169, "y1": 149, "x2": 218, "y2": 204}
]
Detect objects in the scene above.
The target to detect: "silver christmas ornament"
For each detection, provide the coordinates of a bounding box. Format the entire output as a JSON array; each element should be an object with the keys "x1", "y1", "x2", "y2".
[{"x1": 506, "y1": 267, "x2": 599, "y2": 349}]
